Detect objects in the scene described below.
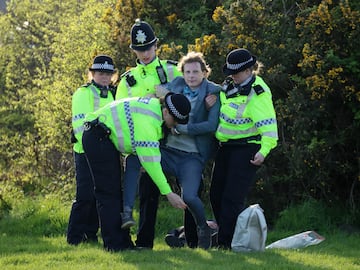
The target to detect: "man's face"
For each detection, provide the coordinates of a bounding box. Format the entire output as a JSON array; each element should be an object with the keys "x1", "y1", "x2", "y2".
[
  {"x1": 134, "y1": 45, "x2": 157, "y2": 64},
  {"x1": 183, "y1": 62, "x2": 205, "y2": 90}
]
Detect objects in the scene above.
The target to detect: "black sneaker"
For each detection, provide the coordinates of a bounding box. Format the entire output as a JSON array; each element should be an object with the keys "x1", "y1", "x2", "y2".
[
  {"x1": 165, "y1": 234, "x2": 185, "y2": 248},
  {"x1": 197, "y1": 225, "x2": 211, "y2": 250},
  {"x1": 121, "y1": 211, "x2": 136, "y2": 229}
]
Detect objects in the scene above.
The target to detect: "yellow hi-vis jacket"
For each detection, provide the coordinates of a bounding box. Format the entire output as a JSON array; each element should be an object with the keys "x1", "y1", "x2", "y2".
[
  {"x1": 84, "y1": 97, "x2": 172, "y2": 195},
  {"x1": 72, "y1": 83, "x2": 114, "y2": 153},
  {"x1": 216, "y1": 76, "x2": 278, "y2": 158},
  {"x1": 116, "y1": 57, "x2": 182, "y2": 99}
]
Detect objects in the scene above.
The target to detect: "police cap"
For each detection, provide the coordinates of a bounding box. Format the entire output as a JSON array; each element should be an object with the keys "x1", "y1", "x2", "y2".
[
  {"x1": 89, "y1": 55, "x2": 115, "y2": 73},
  {"x1": 223, "y1": 48, "x2": 257, "y2": 76}
]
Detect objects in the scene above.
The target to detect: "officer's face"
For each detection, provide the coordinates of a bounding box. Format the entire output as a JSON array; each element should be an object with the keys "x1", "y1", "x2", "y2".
[
  {"x1": 134, "y1": 45, "x2": 157, "y2": 65},
  {"x1": 231, "y1": 68, "x2": 251, "y2": 84},
  {"x1": 92, "y1": 71, "x2": 113, "y2": 87},
  {"x1": 162, "y1": 107, "x2": 176, "y2": 128},
  {"x1": 183, "y1": 62, "x2": 205, "y2": 90}
]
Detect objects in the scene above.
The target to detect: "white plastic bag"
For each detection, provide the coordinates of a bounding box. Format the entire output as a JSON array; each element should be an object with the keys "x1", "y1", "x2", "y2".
[
  {"x1": 266, "y1": 230, "x2": 325, "y2": 249},
  {"x1": 231, "y1": 204, "x2": 267, "y2": 252}
]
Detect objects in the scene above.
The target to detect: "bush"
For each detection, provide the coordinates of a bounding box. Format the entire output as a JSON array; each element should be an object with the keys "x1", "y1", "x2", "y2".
[
  {"x1": 0, "y1": 194, "x2": 70, "y2": 237},
  {"x1": 273, "y1": 198, "x2": 357, "y2": 234}
]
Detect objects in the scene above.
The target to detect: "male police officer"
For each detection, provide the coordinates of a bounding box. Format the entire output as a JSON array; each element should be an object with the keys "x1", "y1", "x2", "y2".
[
  {"x1": 116, "y1": 18, "x2": 181, "y2": 99},
  {"x1": 82, "y1": 93, "x2": 191, "y2": 252},
  {"x1": 116, "y1": 19, "x2": 200, "y2": 249}
]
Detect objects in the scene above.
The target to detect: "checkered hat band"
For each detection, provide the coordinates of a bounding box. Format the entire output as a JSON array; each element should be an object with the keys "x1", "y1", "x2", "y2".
[
  {"x1": 166, "y1": 95, "x2": 187, "y2": 120},
  {"x1": 91, "y1": 63, "x2": 114, "y2": 71},
  {"x1": 226, "y1": 57, "x2": 254, "y2": 70}
]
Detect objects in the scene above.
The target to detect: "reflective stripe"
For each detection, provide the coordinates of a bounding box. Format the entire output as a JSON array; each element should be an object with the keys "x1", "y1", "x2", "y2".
[
  {"x1": 167, "y1": 64, "x2": 174, "y2": 81},
  {"x1": 235, "y1": 90, "x2": 254, "y2": 117},
  {"x1": 111, "y1": 106, "x2": 126, "y2": 153},
  {"x1": 130, "y1": 106, "x2": 162, "y2": 122},
  {"x1": 126, "y1": 80, "x2": 132, "y2": 97},
  {"x1": 73, "y1": 125, "x2": 84, "y2": 135},
  {"x1": 262, "y1": 131, "x2": 278, "y2": 139},
  {"x1": 138, "y1": 155, "x2": 161, "y2": 163},
  {"x1": 88, "y1": 85, "x2": 100, "y2": 110},
  {"x1": 217, "y1": 125, "x2": 258, "y2": 136}
]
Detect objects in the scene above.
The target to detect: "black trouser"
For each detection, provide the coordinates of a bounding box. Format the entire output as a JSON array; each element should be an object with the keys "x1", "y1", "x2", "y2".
[
  {"x1": 67, "y1": 152, "x2": 99, "y2": 244},
  {"x1": 135, "y1": 173, "x2": 200, "y2": 248},
  {"x1": 210, "y1": 143, "x2": 260, "y2": 248},
  {"x1": 82, "y1": 124, "x2": 133, "y2": 251}
]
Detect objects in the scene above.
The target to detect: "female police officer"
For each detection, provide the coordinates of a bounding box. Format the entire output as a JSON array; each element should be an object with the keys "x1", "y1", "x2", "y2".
[
  {"x1": 210, "y1": 48, "x2": 278, "y2": 249},
  {"x1": 67, "y1": 55, "x2": 116, "y2": 245}
]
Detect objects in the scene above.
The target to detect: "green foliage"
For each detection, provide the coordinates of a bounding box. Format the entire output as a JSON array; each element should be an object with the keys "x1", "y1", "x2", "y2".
[
  {"x1": 0, "y1": 0, "x2": 359, "y2": 227},
  {"x1": 273, "y1": 199, "x2": 352, "y2": 233},
  {"x1": 0, "y1": 194, "x2": 69, "y2": 237}
]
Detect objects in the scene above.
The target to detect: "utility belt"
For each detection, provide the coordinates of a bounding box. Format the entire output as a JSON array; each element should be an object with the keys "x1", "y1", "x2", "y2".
[
  {"x1": 219, "y1": 135, "x2": 261, "y2": 147},
  {"x1": 84, "y1": 118, "x2": 111, "y2": 137}
]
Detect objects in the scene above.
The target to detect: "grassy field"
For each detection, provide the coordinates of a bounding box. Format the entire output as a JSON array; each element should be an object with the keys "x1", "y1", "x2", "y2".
[{"x1": 0, "y1": 195, "x2": 359, "y2": 270}]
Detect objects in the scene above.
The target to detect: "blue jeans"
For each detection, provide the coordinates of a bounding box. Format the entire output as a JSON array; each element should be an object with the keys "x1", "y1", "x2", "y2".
[{"x1": 123, "y1": 146, "x2": 207, "y2": 228}]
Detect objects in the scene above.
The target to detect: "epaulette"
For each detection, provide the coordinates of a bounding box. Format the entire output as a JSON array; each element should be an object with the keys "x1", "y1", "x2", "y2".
[
  {"x1": 253, "y1": 85, "x2": 265, "y2": 95},
  {"x1": 120, "y1": 69, "x2": 132, "y2": 78},
  {"x1": 166, "y1": 60, "x2": 178, "y2": 66},
  {"x1": 81, "y1": 82, "x2": 92, "y2": 88}
]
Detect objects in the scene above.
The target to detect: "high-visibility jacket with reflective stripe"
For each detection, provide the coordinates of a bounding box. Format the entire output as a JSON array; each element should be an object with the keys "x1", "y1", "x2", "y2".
[
  {"x1": 116, "y1": 57, "x2": 182, "y2": 99},
  {"x1": 84, "y1": 97, "x2": 172, "y2": 195},
  {"x1": 72, "y1": 83, "x2": 114, "y2": 153},
  {"x1": 216, "y1": 76, "x2": 278, "y2": 157}
]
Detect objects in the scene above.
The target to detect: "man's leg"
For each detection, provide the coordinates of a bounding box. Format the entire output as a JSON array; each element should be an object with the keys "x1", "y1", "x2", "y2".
[
  {"x1": 183, "y1": 177, "x2": 204, "y2": 248},
  {"x1": 121, "y1": 154, "x2": 141, "y2": 229}
]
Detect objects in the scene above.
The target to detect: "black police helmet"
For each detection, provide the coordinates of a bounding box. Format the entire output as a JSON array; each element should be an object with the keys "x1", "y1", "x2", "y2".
[{"x1": 130, "y1": 18, "x2": 158, "y2": 51}]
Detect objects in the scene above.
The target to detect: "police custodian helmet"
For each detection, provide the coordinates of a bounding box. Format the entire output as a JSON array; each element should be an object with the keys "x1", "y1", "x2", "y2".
[{"x1": 130, "y1": 18, "x2": 158, "y2": 51}]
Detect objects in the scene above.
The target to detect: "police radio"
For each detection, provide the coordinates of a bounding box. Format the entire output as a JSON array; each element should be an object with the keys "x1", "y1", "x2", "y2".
[
  {"x1": 100, "y1": 88, "x2": 108, "y2": 98},
  {"x1": 222, "y1": 76, "x2": 255, "y2": 98},
  {"x1": 156, "y1": 65, "x2": 168, "y2": 84},
  {"x1": 222, "y1": 77, "x2": 239, "y2": 98},
  {"x1": 126, "y1": 74, "x2": 136, "y2": 86}
]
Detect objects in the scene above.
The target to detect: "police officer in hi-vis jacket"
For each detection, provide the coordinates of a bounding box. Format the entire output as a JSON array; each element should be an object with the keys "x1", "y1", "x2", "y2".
[
  {"x1": 67, "y1": 55, "x2": 117, "y2": 245},
  {"x1": 116, "y1": 19, "x2": 200, "y2": 250},
  {"x1": 210, "y1": 48, "x2": 278, "y2": 249},
  {"x1": 82, "y1": 93, "x2": 191, "y2": 252}
]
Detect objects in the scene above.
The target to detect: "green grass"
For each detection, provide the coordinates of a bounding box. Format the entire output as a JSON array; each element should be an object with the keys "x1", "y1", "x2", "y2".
[{"x1": 0, "y1": 195, "x2": 359, "y2": 270}]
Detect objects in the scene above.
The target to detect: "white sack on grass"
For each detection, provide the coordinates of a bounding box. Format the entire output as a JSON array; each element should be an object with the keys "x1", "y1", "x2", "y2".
[{"x1": 266, "y1": 230, "x2": 325, "y2": 249}]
